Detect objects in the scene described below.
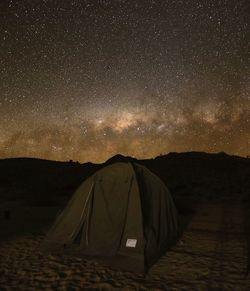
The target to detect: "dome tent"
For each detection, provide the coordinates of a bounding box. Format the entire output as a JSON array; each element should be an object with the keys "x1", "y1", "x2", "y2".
[{"x1": 42, "y1": 162, "x2": 178, "y2": 272}]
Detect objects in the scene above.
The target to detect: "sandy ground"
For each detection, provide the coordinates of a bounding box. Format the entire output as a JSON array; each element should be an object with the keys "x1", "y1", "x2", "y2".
[{"x1": 0, "y1": 201, "x2": 249, "y2": 290}]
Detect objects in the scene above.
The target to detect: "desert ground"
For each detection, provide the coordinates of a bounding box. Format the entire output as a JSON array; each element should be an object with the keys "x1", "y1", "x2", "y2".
[{"x1": 0, "y1": 199, "x2": 249, "y2": 290}]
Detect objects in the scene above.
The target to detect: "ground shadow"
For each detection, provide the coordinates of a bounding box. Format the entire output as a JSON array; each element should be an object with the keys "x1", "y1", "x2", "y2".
[
  {"x1": 0, "y1": 198, "x2": 64, "y2": 241},
  {"x1": 173, "y1": 196, "x2": 198, "y2": 241},
  {"x1": 244, "y1": 198, "x2": 250, "y2": 276}
]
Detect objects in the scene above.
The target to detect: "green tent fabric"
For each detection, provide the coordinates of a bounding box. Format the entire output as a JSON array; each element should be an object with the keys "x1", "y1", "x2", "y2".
[{"x1": 42, "y1": 162, "x2": 179, "y2": 272}]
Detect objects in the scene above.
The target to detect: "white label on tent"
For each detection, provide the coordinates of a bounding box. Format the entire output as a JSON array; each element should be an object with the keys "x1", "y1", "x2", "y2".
[{"x1": 126, "y1": 239, "x2": 137, "y2": 248}]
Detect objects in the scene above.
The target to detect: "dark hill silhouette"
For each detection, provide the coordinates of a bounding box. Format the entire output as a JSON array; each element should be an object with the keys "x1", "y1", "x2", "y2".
[
  {"x1": 0, "y1": 152, "x2": 249, "y2": 204},
  {"x1": 0, "y1": 157, "x2": 101, "y2": 204}
]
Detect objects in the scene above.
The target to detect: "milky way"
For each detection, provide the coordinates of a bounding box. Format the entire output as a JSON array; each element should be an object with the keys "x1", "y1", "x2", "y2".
[{"x1": 0, "y1": 0, "x2": 249, "y2": 162}]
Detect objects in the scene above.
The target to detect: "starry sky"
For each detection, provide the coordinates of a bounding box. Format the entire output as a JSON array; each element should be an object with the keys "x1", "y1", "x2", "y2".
[{"x1": 0, "y1": 0, "x2": 249, "y2": 163}]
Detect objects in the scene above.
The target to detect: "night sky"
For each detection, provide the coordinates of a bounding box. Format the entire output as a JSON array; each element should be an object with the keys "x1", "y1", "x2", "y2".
[{"x1": 0, "y1": 0, "x2": 249, "y2": 163}]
